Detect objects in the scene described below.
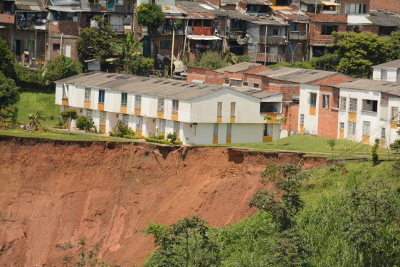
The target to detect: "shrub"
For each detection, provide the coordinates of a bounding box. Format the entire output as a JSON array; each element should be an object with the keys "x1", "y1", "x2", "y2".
[
  {"x1": 144, "y1": 137, "x2": 173, "y2": 145},
  {"x1": 110, "y1": 121, "x2": 135, "y2": 137},
  {"x1": 76, "y1": 116, "x2": 89, "y2": 130}
]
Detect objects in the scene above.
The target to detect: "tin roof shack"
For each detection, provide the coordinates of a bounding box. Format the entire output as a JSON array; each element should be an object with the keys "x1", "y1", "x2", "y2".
[
  {"x1": 237, "y1": 0, "x2": 273, "y2": 16},
  {"x1": 175, "y1": 1, "x2": 224, "y2": 62},
  {"x1": 47, "y1": 0, "x2": 133, "y2": 62},
  {"x1": 245, "y1": 15, "x2": 289, "y2": 64},
  {"x1": 0, "y1": 0, "x2": 15, "y2": 51},
  {"x1": 271, "y1": 6, "x2": 309, "y2": 63},
  {"x1": 368, "y1": 9, "x2": 400, "y2": 36},
  {"x1": 13, "y1": 0, "x2": 47, "y2": 65}
]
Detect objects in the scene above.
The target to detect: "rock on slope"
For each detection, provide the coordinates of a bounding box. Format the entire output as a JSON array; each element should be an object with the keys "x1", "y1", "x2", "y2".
[{"x1": 0, "y1": 136, "x2": 328, "y2": 266}]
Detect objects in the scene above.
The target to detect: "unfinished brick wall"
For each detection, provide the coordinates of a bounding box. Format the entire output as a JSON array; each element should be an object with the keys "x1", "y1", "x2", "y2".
[
  {"x1": 186, "y1": 67, "x2": 224, "y2": 84},
  {"x1": 14, "y1": 30, "x2": 47, "y2": 62},
  {"x1": 242, "y1": 65, "x2": 270, "y2": 74},
  {"x1": 49, "y1": 21, "x2": 80, "y2": 36},
  {"x1": 340, "y1": 0, "x2": 370, "y2": 14},
  {"x1": 49, "y1": 37, "x2": 79, "y2": 61},
  {"x1": 282, "y1": 103, "x2": 299, "y2": 132},
  {"x1": 157, "y1": 35, "x2": 184, "y2": 59},
  {"x1": 371, "y1": 0, "x2": 400, "y2": 13},
  {"x1": 309, "y1": 23, "x2": 347, "y2": 45},
  {"x1": 317, "y1": 86, "x2": 339, "y2": 138},
  {"x1": 310, "y1": 74, "x2": 353, "y2": 86}
]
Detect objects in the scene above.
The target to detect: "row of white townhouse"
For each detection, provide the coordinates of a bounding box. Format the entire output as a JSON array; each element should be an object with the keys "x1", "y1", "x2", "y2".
[
  {"x1": 299, "y1": 79, "x2": 400, "y2": 148},
  {"x1": 55, "y1": 72, "x2": 283, "y2": 145}
]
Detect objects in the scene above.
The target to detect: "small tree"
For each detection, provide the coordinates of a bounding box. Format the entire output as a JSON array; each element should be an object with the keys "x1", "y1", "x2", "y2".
[
  {"x1": 0, "y1": 38, "x2": 16, "y2": 78},
  {"x1": 371, "y1": 138, "x2": 380, "y2": 166},
  {"x1": 327, "y1": 138, "x2": 336, "y2": 155},
  {"x1": 136, "y1": 3, "x2": 165, "y2": 64},
  {"x1": 61, "y1": 237, "x2": 110, "y2": 267},
  {"x1": 60, "y1": 109, "x2": 78, "y2": 134},
  {"x1": 44, "y1": 55, "x2": 82, "y2": 89}
]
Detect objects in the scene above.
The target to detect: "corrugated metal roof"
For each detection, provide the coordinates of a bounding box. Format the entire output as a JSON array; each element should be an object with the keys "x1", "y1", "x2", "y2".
[
  {"x1": 336, "y1": 79, "x2": 400, "y2": 97},
  {"x1": 175, "y1": 1, "x2": 227, "y2": 16},
  {"x1": 347, "y1": 15, "x2": 373, "y2": 25},
  {"x1": 56, "y1": 72, "x2": 280, "y2": 100},
  {"x1": 368, "y1": 10, "x2": 400, "y2": 26},
  {"x1": 215, "y1": 62, "x2": 265, "y2": 73},
  {"x1": 242, "y1": 0, "x2": 273, "y2": 5},
  {"x1": 15, "y1": 0, "x2": 45, "y2": 11},
  {"x1": 373, "y1": 59, "x2": 400, "y2": 69},
  {"x1": 272, "y1": 8, "x2": 310, "y2": 21}
]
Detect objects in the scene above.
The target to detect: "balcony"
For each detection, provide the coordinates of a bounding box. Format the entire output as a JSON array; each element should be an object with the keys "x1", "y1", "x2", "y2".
[
  {"x1": 259, "y1": 36, "x2": 287, "y2": 45},
  {"x1": 289, "y1": 31, "x2": 307, "y2": 40},
  {"x1": 0, "y1": 13, "x2": 14, "y2": 24},
  {"x1": 17, "y1": 20, "x2": 47, "y2": 30}
]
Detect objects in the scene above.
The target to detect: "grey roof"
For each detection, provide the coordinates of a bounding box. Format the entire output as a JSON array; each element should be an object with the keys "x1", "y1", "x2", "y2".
[
  {"x1": 175, "y1": 1, "x2": 227, "y2": 16},
  {"x1": 56, "y1": 72, "x2": 280, "y2": 100},
  {"x1": 256, "y1": 67, "x2": 344, "y2": 84},
  {"x1": 336, "y1": 79, "x2": 400, "y2": 97},
  {"x1": 368, "y1": 10, "x2": 400, "y2": 26},
  {"x1": 214, "y1": 62, "x2": 264, "y2": 73},
  {"x1": 15, "y1": 0, "x2": 45, "y2": 11},
  {"x1": 242, "y1": 0, "x2": 273, "y2": 5},
  {"x1": 373, "y1": 59, "x2": 400, "y2": 69}
]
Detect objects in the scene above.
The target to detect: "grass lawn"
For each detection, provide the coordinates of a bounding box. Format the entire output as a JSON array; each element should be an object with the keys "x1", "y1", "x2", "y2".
[
  {"x1": 207, "y1": 135, "x2": 398, "y2": 160},
  {"x1": 15, "y1": 92, "x2": 60, "y2": 127},
  {"x1": 0, "y1": 128, "x2": 135, "y2": 142}
]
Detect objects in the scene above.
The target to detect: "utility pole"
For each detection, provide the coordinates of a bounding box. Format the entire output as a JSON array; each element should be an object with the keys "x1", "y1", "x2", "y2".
[{"x1": 170, "y1": 20, "x2": 175, "y2": 77}]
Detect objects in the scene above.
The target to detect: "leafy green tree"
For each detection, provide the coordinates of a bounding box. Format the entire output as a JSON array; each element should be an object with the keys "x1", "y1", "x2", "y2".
[
  {"x1": 342, "y1": 182, "x2": 400, "y2": 267},
  {"x1": 111, "y1": 32, "x2": 154, "y2": 75},
  {"x1": 60, "y1": 108, "x2": 78, "y2": 134},
  {"x1": 27, "y1": 109, "x2": 47, "y2": 131},
  {"x1": 136, "y1": 3, "x2": 165, "y2": 63},
  {"x1": 142, "y1": 216, "x2": 221, "y2": 267},
  {"x1": 371, "y1": 138, "x2": 380, "y2": 166},
  {"x1": 331, "y1": 32, "x2": 391, "y2": 78},
  {"x1": 44, "y1": 55, "x2": 82, "y2": 89},
  {"x1": 327, "y1": 139, "x2": 336, "y2": 155},
  {"x1": 0, "y1": 72, "x2": 20, "y2": 109},
  {"x1": 0, "y1": 38, "x2": 15, "y2": 78},
  {"x1": 76, "y1": 16, "x2": 117, "y2": 65}
]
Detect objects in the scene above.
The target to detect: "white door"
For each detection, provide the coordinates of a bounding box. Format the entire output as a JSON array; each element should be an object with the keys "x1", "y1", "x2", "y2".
[{"x1": 65, "y1": 44, "x2": 71, "y2": 58}]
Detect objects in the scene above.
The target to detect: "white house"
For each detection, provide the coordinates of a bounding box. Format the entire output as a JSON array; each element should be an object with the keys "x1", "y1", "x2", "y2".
[
  {"x1": 336, "y1": 79, "x2": 400, "y2": 148},
  {"x1": 372, "y1": 59, "x2": 400, "y2": 82},
  {"x1": 55, "y1": 72, "x2": 283, "y2": 145}
]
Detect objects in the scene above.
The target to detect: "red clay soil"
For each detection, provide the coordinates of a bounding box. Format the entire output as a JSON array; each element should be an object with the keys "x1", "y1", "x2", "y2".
[{"x1": 0, "y1": 136, "x2": 330, "y2": 267}]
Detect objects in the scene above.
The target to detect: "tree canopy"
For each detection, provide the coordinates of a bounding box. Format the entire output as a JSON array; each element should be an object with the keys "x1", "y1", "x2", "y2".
[
  {"x1": 44, "y1": 55, "x2": 82, "y2": 88},
  {"x1": 0, "y1": 72, "x2": 20, "y2": 109},
  {"x1": 0, "y1": 38, "x2": 16, "y2": 79},
  {"x1": 76, "y1": 16, "x2": 117, "y2": 64},
  {"x1": 136, "y1": 3, "x2": 165, "y2": 40}
]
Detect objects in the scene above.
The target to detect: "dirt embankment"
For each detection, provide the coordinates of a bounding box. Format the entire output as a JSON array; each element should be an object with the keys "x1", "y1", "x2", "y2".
[{"x1": 0, "y1": 136, "x2": 330, "y2": 267}]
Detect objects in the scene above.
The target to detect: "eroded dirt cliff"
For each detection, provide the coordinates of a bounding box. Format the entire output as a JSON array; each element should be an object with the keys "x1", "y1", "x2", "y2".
[{"x1": 0, "y1": 136, "x2": 330, "y2": 266}]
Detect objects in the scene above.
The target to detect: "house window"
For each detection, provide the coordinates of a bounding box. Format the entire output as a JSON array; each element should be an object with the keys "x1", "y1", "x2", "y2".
[
  {"x1": 254, "y1": 83, "x2": 259, "y2": 88},
  {"x1": 136, "y1": 116, "x2": 143, "y2": 130},
  {"x1": 263, "y1": 124, "x2": 269, "y2": 136},
  {"x1": 391, "y1": 106, "x2": 398, "y2": 120},
  {"x1": 217, "y1": 102, "x2": 222, "y2": 116},
  {"x1": 26, "y1": 40, "x2": 35, "y2": 51},
  {"x1": 381, "y1": 69, "x2": 387, "y2": 81},
  {"x1": 243, "y1": 82, "x2": 248, "y2": 86},
  {"x1": 310, "y1": 93, "x2": 317, "y2": 107},
  {"x1": 381, "y1": 127, "x2": 386, "y2": 139},
  {"x1": 291, "y1": 22, "x2": 298, "y2": 32},
  {"x1": 53, "y1": 44, "x2": 60, "y2": 51},
  {"x1": 340, "y1": 122, "x2": 344, "y2": 129},
  {"x1": 363, "y1": 121, "x2": 370, "y2": 136},
  {"x1": 224, "y1": 78, "x2": 229, "y2": 84},
  {"x1": 349, "y1": 98, "x2": 357, "y2": 112},
  {"x1": 213, "y1": 123, "x2": 218, "y2": 136},
  {"x1": 160, "y1": 40, "x2": 172, "y2": 49},
  {"x1": 85, "y1": 88, "x2": 91, "y2": 102},
  {"x1": 321, "y1": 25, "x2": 338, "y2": 35},
  {"x1": 135, "y1": 94, "x2": 141, "y2": 109},
  {"x1": 98, "y1": 90, "x2": 105, "y2": 103},
  {"x1": 158, "y1": 119, "x2": 166, "y2": 133},
  {"x1": 122, "y1": 114, "x2": 129, "y2": 126},
  {"x1": 174, "y1": 121, "x2": 180, "y2": 133},
  {"x1": 227, "y1": 123, "x2": 232, "y2": 137},
  {"x1": 345, "y1": 3, "x2": 367, "y2": 14},
  {"x1": 100, "y1": 111, "x2": 106, "y2": 125},
  {"x1": 230, "y1": 102, "x2": 236, "y2": 116},
  {"x1": 231, "y1": 80, "x2": 241, "y2": 87},
  {"x1": 322, "y1": 95, "x2": 329, "y2": 109},
  {"x1": 362, "y1": 99, "x2": 378, "y2": 112},
  {"x1": 62, "y1": 84, "x2": 69, "y2": 99},
  {"x1": 340, "y1": 97, "x2": 346, "y2": 111},
  {"x1": 172, "y1": 99, "x2": 179, "y2": 114},
  {"x1": 86, "y1": 109, "x2": 93, "y2": 120},
  {"x1": 157, "y1": 97, "x2": 164, "y2": 112},
  {"x1": 121, "y1": 93, "x2": 127, "y2": 106},
  {"x1": 272, "y1": 29, "x2": 279, "y2": 35},
  {"x1": 300, "y1": 114, "x2": 304, "y2": 126},
  {"x1": 348, "y1": 121, "x2": 356, "y2": 135}
]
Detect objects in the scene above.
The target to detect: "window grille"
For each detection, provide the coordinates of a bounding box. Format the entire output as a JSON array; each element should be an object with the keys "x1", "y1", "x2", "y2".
[
  {"x1": 217, "y1": 102, "x2": 222, "y2": 116},
  {"x1": 348, "y1": 121, "x2": 356, "y2": 135},
  {"x1": 121, "y1": 93, "x2": 127, "y2": 106},
  {"x1": 362, "y1": 121, "x2": 370, "y2": 136},
  {"x1": 158, "y1": 97, "x2": 165, "y2": 112},
  {"x1": 349, "y1": 98, "x2": 357, "y2": 112},
  {"x1": 135, "y1": 95, "x2": 141, "y2": 109}
]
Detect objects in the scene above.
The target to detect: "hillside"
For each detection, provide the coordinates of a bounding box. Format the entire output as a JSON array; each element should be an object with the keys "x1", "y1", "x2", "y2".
[{"x1": 0, "y1": 136, "x2": 332, "y2": 266}]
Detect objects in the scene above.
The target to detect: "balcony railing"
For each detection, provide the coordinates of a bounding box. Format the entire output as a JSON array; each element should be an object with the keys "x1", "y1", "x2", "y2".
[
  {"x1": 289, "y1": 31, "x2": 307, "y2": 40},
  {"x1": 259, "y1": 36, "x2": 287, "y2": 45},
  {"x1": 16, "y1": 21, "x2": 47, "y2": 30}
]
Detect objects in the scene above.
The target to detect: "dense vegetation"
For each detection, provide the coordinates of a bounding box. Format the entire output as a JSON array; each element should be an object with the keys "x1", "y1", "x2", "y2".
[{"x1": 143, "y1": 161, "x2": 400, "y2": 267}]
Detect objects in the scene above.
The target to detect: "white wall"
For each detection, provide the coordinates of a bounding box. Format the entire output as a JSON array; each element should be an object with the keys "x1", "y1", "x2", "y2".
[
  {"x1": 373, "y1": 67, "x2": 398, "y2": 82},
  {"x1": 299, "y1": 84, "x2": 320, "y2": 136},
  {"x1": 55, "y1": 83, "x2": 63, "y2": 105}
]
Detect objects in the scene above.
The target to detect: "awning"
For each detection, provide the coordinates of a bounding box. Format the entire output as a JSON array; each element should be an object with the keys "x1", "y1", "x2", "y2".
[
  {"x1": 48, "y1": 6, "x2": 83, "y2": 12},
  {"x1": 320, "y1": 1, "x2": 341, "y2": 5},
  {"x1": 188, "y1": 35, "x2": 221, "y2": 40}
]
